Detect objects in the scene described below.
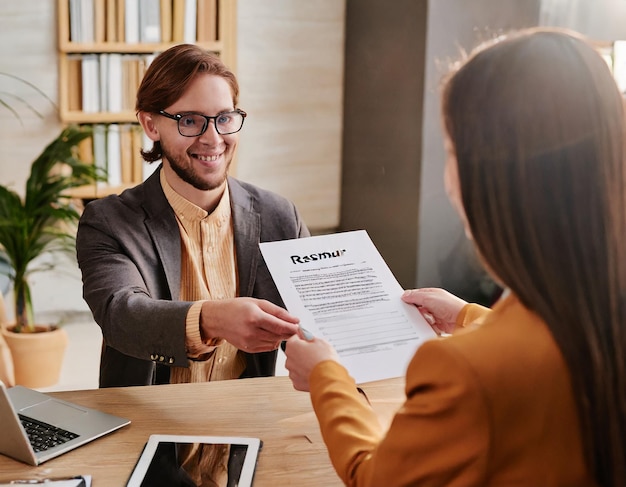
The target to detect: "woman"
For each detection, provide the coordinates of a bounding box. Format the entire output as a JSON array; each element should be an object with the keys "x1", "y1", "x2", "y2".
[{"x1": 284, "y1": 28, "x2": 626, "y2": 486}]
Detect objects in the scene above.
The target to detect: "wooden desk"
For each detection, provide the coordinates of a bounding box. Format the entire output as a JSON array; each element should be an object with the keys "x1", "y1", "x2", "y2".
[{"x1": 0, "y1": 376, "x2": 405, "y2": 486}]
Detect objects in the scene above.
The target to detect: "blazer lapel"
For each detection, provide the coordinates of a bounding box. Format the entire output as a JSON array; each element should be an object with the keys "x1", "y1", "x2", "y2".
[
  {"x1": 141, "y1": 167, "x2": 182, "y2": 300},
  {"x1": 229, "y1": 178, "x2": 261, "y2": 297}
]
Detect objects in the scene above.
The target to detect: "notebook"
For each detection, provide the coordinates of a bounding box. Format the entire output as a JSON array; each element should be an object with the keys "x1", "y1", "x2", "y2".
[{"x1": 0, "y1": 380, "x2": 130, "y2": 465}]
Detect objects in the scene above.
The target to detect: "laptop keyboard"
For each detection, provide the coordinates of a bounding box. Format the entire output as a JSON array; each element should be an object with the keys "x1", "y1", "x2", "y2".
[{"x1": 18, "y1": 414, "x2": 80, "y2": 452}]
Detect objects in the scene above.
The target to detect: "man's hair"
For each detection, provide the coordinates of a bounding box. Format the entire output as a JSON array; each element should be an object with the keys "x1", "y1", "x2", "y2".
[
  {"x1": 136, "y1": 44, "x2": 239, "y2": 162},
  {"x1": 442, "y1": 28, "x2": 626, "y2": 486}
]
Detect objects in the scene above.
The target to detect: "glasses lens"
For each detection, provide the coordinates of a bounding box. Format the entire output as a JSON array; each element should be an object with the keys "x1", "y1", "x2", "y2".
[
  {"x1": 215, "y1": 111, "x2": 244, "y2": 135},
  {"x1": 178, "y1": 114, "x2": 207, "y2": 137}
]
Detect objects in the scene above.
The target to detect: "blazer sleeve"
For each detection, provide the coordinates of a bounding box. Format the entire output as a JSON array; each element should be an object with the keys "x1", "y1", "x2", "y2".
[
  {"x1": 76, "y1": 197, "x2": 190, "y2": 366},
  {"x1": 456, "y1": 303, "x2": 491, "y2": 329},
  {"x1": 308, "y1": 339, "x2": 490, "y2": 487}
]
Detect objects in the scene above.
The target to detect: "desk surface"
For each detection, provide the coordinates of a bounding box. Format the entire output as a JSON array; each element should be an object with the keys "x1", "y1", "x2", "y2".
[{"x1": 0, "y1": 376, "x2": 405, "y2": 486}]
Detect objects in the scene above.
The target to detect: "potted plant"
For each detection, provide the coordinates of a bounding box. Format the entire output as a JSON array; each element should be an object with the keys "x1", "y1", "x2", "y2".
[{"x1": 0, "y1": 125, "x2": 104, "y2": 387}]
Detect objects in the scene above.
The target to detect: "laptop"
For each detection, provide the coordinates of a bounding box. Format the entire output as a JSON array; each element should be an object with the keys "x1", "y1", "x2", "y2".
[{"x1": 0, "y1": 380, "x2": 130, "y2": 465}]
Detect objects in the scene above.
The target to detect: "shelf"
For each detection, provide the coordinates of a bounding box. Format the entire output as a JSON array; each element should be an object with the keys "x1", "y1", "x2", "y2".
[
  {"x1": 66, "y1": 183, "x2": 135, "y2": 200},
  {"x1": 61, "y1": 111, "x2": 138, "y2": 124},
  {"x1": 58, "y1": 41, "x2": 224, "y2": 54}
]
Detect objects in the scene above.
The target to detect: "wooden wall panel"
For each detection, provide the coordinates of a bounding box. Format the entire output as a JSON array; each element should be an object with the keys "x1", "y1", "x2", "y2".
[
  {"x1": 0, "y1": 1, "x2": 62, "y2": 198},
  {"x1": 236, "y1": 0, "x2": 346, "y2": 231}
]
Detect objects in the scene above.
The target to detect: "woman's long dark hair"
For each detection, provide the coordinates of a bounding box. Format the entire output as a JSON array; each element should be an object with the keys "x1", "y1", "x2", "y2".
[{"x1": 443, "y1": 29, "x2": 626, "y2": 486}]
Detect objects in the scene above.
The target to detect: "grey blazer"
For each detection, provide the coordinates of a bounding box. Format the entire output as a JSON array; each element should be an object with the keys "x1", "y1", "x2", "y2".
[{"x1": 76, "y1": 166, "x2": 310, "y2": 387}]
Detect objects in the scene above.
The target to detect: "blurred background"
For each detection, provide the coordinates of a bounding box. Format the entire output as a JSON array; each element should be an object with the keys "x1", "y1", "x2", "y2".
[{"x1": 1, "y1": 0, "x2": 625, "y2": 322}]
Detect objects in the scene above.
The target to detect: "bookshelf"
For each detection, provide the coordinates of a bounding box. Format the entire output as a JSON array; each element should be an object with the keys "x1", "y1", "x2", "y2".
[{"x1": 57, "y1": 0, "x2": 238, "y2": 198}]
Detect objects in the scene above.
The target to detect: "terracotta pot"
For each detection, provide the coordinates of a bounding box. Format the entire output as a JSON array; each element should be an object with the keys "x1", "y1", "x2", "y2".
[
  {"x1": 1, "y1": 325, "x2": 68, "y2": 388},
  {"x1": 0, "y1": 331, "x2": 14, "y2": 386}
]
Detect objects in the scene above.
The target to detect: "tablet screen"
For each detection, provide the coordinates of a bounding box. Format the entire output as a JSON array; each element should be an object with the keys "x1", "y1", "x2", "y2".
[{"x1": 126, "y1": 435, "x2": 262, "y2": 487}]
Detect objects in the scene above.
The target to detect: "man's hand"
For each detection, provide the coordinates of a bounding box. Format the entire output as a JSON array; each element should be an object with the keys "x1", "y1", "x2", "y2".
[
  {"x1": 200, "y1": 298, "x2": 300, "y2": 352},
  {"x1": 402, "y1": 288, "x2": 467, "y2": 335}
]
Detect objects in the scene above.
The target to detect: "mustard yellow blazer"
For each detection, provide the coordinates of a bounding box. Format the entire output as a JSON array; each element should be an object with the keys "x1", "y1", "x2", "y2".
[{"x1": 308, "y1": 294, "x2": 595, "y2": 486}]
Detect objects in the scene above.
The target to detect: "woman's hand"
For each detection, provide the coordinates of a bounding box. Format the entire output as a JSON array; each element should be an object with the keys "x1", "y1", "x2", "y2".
[
  {"x1": 284, "y1": 331, "x2": 341, "y2": 392},
  {"x1": 402, "y1": 288, "x2": 467, "y2": 334}
]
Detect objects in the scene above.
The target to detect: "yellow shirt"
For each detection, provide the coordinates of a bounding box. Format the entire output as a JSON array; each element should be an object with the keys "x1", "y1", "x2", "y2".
[{"x1": 161, "y1": 172, "x2": 246, "y2": 383}]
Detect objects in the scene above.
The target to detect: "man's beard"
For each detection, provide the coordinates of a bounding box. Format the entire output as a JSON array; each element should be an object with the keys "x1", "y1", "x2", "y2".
[{"x1": 162, "y1": 143, "x2": 229, "y2": 191}]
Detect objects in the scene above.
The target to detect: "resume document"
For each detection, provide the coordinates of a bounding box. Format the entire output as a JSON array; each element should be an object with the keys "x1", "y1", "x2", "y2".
[{"x1": 260, "y1": 230, "x2": 437, "y2": 384}]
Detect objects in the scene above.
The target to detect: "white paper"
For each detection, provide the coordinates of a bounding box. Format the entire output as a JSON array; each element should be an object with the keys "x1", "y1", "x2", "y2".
[
  {"x1": 0, "y1": 476, "x2": 91, "y2": 486},
  {"x1": 260, "y1": 230, "x2": 437, "y2": 384}
]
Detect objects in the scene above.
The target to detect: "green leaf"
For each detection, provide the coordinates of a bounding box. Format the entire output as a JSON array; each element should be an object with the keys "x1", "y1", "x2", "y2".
[{"x1": 0, "y1": 125, "x2": 105, "y2": 331}]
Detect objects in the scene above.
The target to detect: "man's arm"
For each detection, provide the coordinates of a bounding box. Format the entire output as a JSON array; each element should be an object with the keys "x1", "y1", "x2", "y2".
[{"x1": 76, "y1": 197, "x2": 190, "y2": 366}]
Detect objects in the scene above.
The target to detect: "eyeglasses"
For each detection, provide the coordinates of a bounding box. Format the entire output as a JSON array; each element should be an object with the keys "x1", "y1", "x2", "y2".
[{"x1": 158, "y1": 109, "x2": 247, "y2": 137}]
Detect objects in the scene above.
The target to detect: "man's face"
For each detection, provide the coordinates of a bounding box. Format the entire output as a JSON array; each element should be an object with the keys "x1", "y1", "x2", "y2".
[{"x1": 156, "y1": 74, "x2": 239, "y2": 192}]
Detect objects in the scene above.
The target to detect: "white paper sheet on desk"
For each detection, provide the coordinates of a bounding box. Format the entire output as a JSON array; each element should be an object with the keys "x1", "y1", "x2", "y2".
[
  {"x1": 0, "y1": 476, "x2": 91, "y2": 486},
  {"x1": 260, "y1": 230, "x2": 437, "y2": 384}
]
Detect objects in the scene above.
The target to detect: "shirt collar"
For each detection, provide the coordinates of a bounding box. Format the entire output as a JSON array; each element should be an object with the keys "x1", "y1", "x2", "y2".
[{"x1": 160, "y1": 170, "x2": 231, "y2": 224}]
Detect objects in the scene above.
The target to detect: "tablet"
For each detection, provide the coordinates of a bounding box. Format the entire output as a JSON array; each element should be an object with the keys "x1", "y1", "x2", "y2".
[{"x1": 126, "y1": 434, "x2": 262, "y2": 487}]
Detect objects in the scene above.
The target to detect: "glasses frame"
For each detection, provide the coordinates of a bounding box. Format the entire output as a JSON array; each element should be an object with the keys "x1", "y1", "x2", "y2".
[{"x1": 158, "y1": 109, "x2": 247, "y2": 137}]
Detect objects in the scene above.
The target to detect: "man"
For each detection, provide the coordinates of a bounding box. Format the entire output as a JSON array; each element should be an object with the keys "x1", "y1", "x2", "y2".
[{"x1": 76, "y1": 44, "x2": 309, "y2": 387}]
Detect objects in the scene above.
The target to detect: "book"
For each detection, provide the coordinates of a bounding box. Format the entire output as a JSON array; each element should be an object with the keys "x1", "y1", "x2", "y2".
[
  {"x1": 143, "y1": 52, "x2": 157, "y2": 69},
  {"x1": 116, "y1": 0, "x2": 126, "y2": 41},
  {"x1": 92, "y1": 124, "x2": 108, "y2": 186},
  {"x1": 78, "y1": 133, "x2": 94, "y2": 165},
  {"x1": 121, "y1": 55, "x2": 140, "y2": 111},
  {"x1": 98, "y1": 53, "x2": 109, "y2": 113},
  {"x1": 120, "y1": 124, "x2": 134, "y2": 183},
  {"x1": 139, "y1": 0, "x2": 161, "y2": 42},
  {"x1": 69, "y1": 0, "x2": 81, "y2": 42},
  {"x1": 106, "y1": 124, "x2": 122, "y2": 186},
  {"x1": 196, "y1": 0, "x2": 217, "y2": 42},
  {"x1": 80, "y1": 0, "x2": 96, "y2": 43},
  {"x1": 124, "y1": 0, "x2": 139, "y2": 43},
  {"x1": 159, "y1": 0, "x2": 172, "y2": 43},
  {"x1": 81, "y1": 54, "x2": 101, "y2": 113},
  {"x1": 94, "y1": 0, "x2": 106, "y2": 42},
  {"x1": 131, "y1": 125, "x2": 145, "y2": 182},
  {"x1": 183, "y1": 0, "x2": 196, "y2": 43},
  {"x1": 171, "y1": 0, "x2": 184, "y2": 42},
  {"x1": 105, "y1": 0, "x2": 118, "y2": 42},
  {"x1": 67, "y1": 55, "x2": 83, "y2": 112},
  {"x1": 107, "y1": 53, "x2": 123, "y2": 112}
]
